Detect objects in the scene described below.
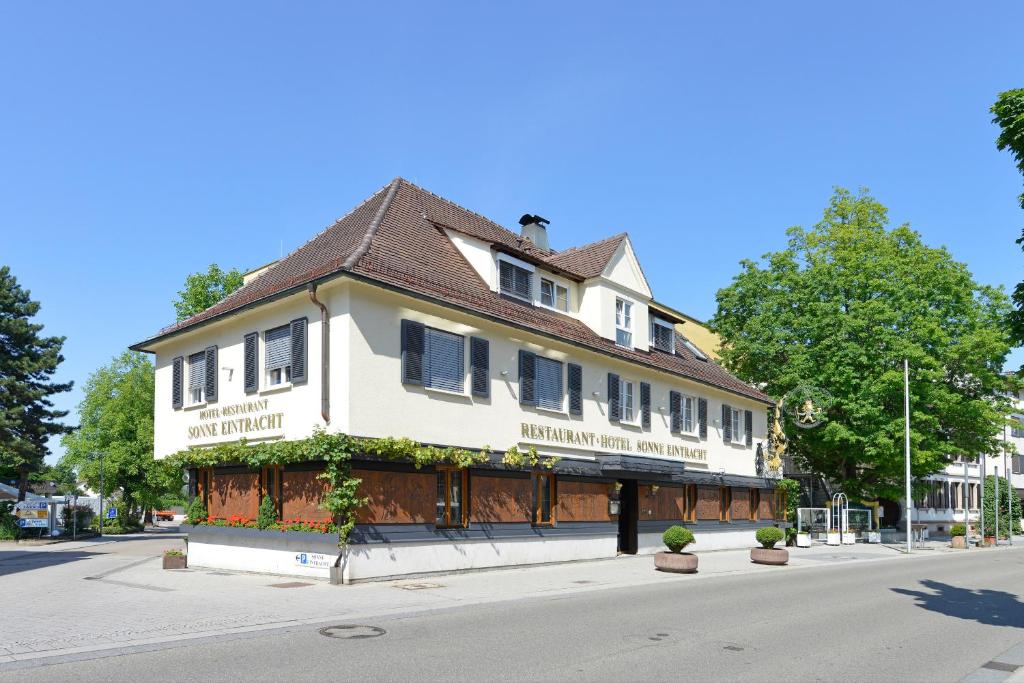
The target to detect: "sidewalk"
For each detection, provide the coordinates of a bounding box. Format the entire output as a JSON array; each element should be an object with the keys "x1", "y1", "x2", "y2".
[{"x1": 4, "y1": 535, "x2": 1019, "y2": 669}]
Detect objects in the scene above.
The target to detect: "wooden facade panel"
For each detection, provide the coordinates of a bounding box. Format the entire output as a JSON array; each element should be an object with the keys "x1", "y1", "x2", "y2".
[
  {"x1": 282, "y1": 469, "x2": 331, "y2": 521},
  {"x1": 209, "y1": 472, "x2": 259, "y2": 519},
  {"x1": 696, "y1": 486, "x2": 721, "y2": 521},
  {"x1": 557, "y1": 480, "x2": 613, "y2": 522},
  {"x1": 471, "y1": 475, "x2": 532, "y2": 523},
  {"x1": 639, "y1": 485, "x2": 685, "y2": 521},
  {"x1": 354, "y1": 468, "x2": 435, "y2": 524},
  {"x1": 758, "y1": 490, "x2": 773, "y2": 520},
  {"x1": 731, "y1": 488, "x2": 750, "y2": 521}
]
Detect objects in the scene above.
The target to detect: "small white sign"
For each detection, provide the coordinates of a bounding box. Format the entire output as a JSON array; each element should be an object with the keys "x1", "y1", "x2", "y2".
[{"x1": 294, "y1": 552, "x2": 331, "y2": 568}]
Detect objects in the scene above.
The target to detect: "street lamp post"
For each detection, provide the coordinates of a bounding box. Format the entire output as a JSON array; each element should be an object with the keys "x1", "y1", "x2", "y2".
[
  {"x1": 1004, "y1": 426, "x2": 1014, "y2": 545},
  {"x1": 995, "y1": 465, "x2": 1000, "y2": 545},
  {"x1": 963, "y1": 459, "x2": 970, "y2": 550},
  {"x1": 904, "y1": 359, "x2": 913, "y2": 554},
  {"x1": 97, "y1": 451, "x2": 104, "y2": 538}
]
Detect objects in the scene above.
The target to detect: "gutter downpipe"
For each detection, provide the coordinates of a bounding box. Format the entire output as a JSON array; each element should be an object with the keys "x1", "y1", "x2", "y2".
[{"x1": 307, "y1": 283, "x2": 330, "y2": 425}]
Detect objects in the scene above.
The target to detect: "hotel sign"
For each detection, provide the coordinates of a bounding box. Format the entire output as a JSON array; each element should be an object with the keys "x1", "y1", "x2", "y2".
[
  {"x1": 520, "y1": 422, "x2": 708, "y2": 463},
  {"x1": 188, "y1": 398, "x2": 285, "y2": 441}
]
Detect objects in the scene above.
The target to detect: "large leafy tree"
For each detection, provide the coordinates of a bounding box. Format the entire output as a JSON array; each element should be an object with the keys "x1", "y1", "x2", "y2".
[
  {"x1": 60, "y1": 352, "x2": 178, "y2": 524},
  {"x1": 991, "y1": 88, "x2": 1024, "y2": 345},
  {"x1": 173, "y1": 263, "x2": 244, "y2": 321},
  {"x1": 0, "y1": 266, "x2": 73, "y2": 500},
  {"x1": 711, "y1": 188, "x2": 1013, "y2": 501}
]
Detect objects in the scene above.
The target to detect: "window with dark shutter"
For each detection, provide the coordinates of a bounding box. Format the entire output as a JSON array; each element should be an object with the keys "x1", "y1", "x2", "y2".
[
  {"x1": 744, "y1": 409, "x2": 753, "y2": 446},
  {"x1": 568, "y1": 363, "x2": 582, "y2": 415},
  {"x1": 518, "y1": 350, "x2": 536, "y2": 405},
  {"x1": 640, "y1": 382, "x2": 651, "y2": 429},
  {"x1": 670, "y1": 391, "x2": 681, "y2": 433},
  {"x1": 290, "y1": 318, "x2": 307, "y2": 383},
  {"x1": 607, "y1": 373, "x2": 620, "y2": 422},
  {"x1": 204, "y1": 346, "x2": 218, "y2": 403},
  {"x1": 244, "y1": 332, "x2": 258, "y2": 393},
  {"x1": 535, "y1": 356, "x2": 563, "y2": 411},
  {"x1": 470, "y1": 337, "x2": 489, "y2": 397},
  {"x1": 188, "y1": 351, "x2": 206, "y2": 404},
  {"x1": 499, "y1": 260, "x2": 532, "y2": 300},
  {"x1": 171, "y1": 356, "x2": 183, "y2": 410},
  {"x1": 722, "y1": 404, "x2": 732, "y2": 443},
  {"x1": 698, "y1": 398, "x2": 708, "y2": 439},
  {"x1": 265, "y1": 324, "x2": 292, "y2": 385},
  {"x1": 424, "y1": 327, "x2": 464, "y2": 392},
  {"x1": 401, "y1": 319, "x2": 425, "y2": 385}
]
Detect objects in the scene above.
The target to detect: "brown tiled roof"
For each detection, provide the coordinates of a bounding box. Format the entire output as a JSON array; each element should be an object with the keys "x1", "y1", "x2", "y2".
[
  {"x1": 544, "y1": 233, "x2": 627, "y2": 279},
  {"x1": 135, "y1": 178, "x2": 769, "y2": 404}
]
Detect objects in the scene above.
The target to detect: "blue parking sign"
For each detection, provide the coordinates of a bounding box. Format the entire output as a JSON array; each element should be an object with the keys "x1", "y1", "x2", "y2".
[{"x1": 106, "y1": 507, "x2": 118, "y2": 519}]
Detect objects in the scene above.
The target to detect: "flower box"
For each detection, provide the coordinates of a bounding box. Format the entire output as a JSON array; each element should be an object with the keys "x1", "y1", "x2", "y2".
[
  {"x1": 827, "y1": 532, "x2": 840, "y2": 546},
  {"x1": 796, "y1": 533, "x2": 812, "y2": 548},
  {"x1": 842, "y1": 533, "x2": 856, "y2": 545},
  {"x1": 163, "y1": 553, "x2": 187, "y2": 570}
]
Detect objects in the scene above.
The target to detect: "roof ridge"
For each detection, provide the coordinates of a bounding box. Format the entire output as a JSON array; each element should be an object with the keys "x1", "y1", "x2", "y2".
[{"x1": 343, "y1": 178, "x2": 402, "y2": 269}]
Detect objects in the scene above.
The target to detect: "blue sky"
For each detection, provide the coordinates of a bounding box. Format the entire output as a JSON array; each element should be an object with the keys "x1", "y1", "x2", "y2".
[{"x1": 2, "y1": 2, "x2": 1023, "y2": 463}]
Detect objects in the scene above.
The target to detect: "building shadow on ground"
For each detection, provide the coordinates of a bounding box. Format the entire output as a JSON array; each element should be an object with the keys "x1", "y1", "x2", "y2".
[
  {"x1": 892, "y1": 579, "x2": 1024, "y2": 628},
  {"x1": 0, "y1": 549, "x2": 100, "y2": 577}
]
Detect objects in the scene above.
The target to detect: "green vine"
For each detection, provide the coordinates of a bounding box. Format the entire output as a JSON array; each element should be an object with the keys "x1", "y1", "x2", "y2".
[{"x1": 166, "y1": 429, "x2": 546, "y2": 547}]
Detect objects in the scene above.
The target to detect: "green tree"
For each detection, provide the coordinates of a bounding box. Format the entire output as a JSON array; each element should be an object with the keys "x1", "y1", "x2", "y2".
[
  {"x1": 711, "y1": 188, "x2": 1013, "y2": 501},
  {"x1": 991, "y1": 88, "x2": 1024, "y2": 346},
  {"x1": 173, "y1": 263, "x2": 244, "y2": 321},
  {"x1": 60, "y1": 351, "x2": 178, "y2": 524},
  {"x1": 982, "y1": 474, "x2": 1022, "y2": 537},
  {"x1": 0, "y1": 266, "x2": 73, "y2": 500}
]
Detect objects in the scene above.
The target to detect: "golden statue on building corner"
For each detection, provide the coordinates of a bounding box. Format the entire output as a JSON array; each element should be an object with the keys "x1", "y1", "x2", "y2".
[{"x1": 767, "y1": 398, "x2": 787, "y2": 474}]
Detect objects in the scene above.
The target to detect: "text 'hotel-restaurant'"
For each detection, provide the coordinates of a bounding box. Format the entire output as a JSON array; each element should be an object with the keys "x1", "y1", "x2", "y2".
[{"x1": 133, "y1": 178, "x2": 786, "y2": 582}]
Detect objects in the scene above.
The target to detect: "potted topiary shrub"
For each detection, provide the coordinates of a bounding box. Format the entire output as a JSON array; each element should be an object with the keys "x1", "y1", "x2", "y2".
[
  {"x1": 654, "y1": 525, "x2": 697, "y2": 573},
  {"x1": 163, "y1": 549, "x2": 187, "y2": 570},
  {"x1": 751, "y1": 527, "x2": 788, "y2": 565},
  {"x1": 949, "y1": 523, "x2": 967, "y2": 549}
]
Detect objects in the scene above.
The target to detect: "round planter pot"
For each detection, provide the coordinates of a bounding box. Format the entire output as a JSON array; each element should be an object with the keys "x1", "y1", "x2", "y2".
[
  {"x1": 750, "y1": 547, "x2": 789, "y2": 566},
  {"x1": 950, "y1": 535, "x2": 966, "y2": 549},
  {"x1": 654, "y1": 551, "x2": 698, "y2": 573}
]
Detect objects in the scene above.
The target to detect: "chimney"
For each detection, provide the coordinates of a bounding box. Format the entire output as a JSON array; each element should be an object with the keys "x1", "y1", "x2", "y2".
[{"x1": 518, "y1": 214, "x2": 551, "y2": 252}]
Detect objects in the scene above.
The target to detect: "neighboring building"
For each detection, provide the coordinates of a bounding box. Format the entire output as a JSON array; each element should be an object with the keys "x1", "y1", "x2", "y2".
[{"x1": 133, "y1": 178, "x2": 783, "y2": 581}]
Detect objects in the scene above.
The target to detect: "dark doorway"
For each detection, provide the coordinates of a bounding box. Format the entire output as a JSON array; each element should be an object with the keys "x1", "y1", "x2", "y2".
[{"x1": 617, "y1": 479, "x2": 638, "y2": 554}]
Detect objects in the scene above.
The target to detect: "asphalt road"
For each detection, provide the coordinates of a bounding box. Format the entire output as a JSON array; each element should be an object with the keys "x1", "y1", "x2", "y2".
[{"x1": 5, "y1": 548, "x2": 1024, "y2": 682}]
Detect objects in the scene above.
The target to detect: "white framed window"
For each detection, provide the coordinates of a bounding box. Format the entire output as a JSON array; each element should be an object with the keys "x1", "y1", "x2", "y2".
[
  {"x1": 620, "y1": 378, "x2": 636, "y2": 423},
  {"x1": 265, "y1": 325, "x2": 292, "y2": 386},
  {"x1": 535, "y1": 356, "x2": 564, "y2": 411},
  {"x1": 540, "y1": 278, "x2": 569, "y2": 312},
  {"x1": 424, "y1": 327, "x2": 465, "y2": 393},
  {"x1": 730, "y1": 407, "x2": 744, "y2": 444},
  {"x1": 615, "y1": 298, "x2": 633, "y2": 348},
  {"x1": 681, "y1": 394, "x2": 696, "y2": 433},
  {"x1": 499, "y1": 259, "x2": 532, "y2": 301},
  {"x1": 650, "y1": 317, "x2": 675, "y2": 353},
  {"x1": 188, "y1": 352, "x2": 205, "y2": 404}
]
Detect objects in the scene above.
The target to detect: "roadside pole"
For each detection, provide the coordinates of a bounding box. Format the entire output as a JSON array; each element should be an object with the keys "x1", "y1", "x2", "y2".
[
  {"x1": 995, "y1": 466, "x2": 1000, "y2": 545},
  {"x1": 98, "y1": 452, "x2": 104, "y2": 538},
  {"x1": 963, "y1": 460, "x2": 970, "y2": 549},
  {"x1": 1004, "y1": 426, "x2": 1014, "y2": 545},
  {"x1": 904, "y1": 359, "x2": 912, "y2": 554},
  {"x1": 980, "y1": 453, "x2": 986, "y2": 546}
]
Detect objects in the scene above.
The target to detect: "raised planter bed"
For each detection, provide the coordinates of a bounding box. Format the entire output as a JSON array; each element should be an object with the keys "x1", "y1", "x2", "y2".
[
  {"x1": 163, "y1": 553, "x2": 187, "y2": 569},
  {"x1": 654, "y1": 551, "x2": 698, "y2": 573},
  {"x1": 750, "y1": 547, "x2": 789, "y2": 565},
  {"x1": 951, "y1": 536, "x2": 967, "y2": 549}
]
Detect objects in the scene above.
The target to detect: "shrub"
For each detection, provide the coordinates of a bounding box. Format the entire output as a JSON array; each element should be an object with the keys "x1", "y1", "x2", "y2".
[
  {"x1": 662, "y1": 525, "x2": 695, "y2": 553},
  {"x1": 949, "y1": 523, "x2": 966, "y2": 537},
  {"x1": 0, "y1": 501, "x2": 19, "y2": 541},
  {"x1": 164, "y1": 549, "x2": 184, "y2": 557},
  {"x1": 756, "y1": 526, "x2": 785, "y2": 549},
  {"x1": 61, "y1": 505, "x2": 94, "y2": 531},
  {"x1": 257, "y1": 496, "x2": 277, "y2": 530},
  {"x1": 186, "y1": 497, "x2": 207, "y2": 525}
]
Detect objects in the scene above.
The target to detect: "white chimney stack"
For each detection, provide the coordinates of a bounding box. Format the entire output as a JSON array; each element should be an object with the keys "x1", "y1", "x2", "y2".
[{"x1": 518, "y1": 214, "x2": 551, "y2": 252}]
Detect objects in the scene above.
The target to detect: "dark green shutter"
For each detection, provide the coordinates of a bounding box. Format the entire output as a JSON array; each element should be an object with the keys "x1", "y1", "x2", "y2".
[
  {"x1": 401, "y1": 319, "x2": 425, "y2": 385},
  {"x1": 722, "y1": 404, "x2": 732, "y2": 442},
  {"x1": 244, "y1": 332, "x2": 258, "y2": 393},
  {"x1": 607, "y1": 373, "x2": 620, "y2": 422},
  {"x1": 204, "y1": 345, "x2": 218, "y2": 403},
  {"x1": 698, "y1": 398, "x2": 708, "y2": 439},
  {"x1": 470, "y1": 337, "x2": 489, "y2": 397},
  {"x1": 640, "y1": 382, "x2": 651, "y2": 430},
  {"x1": 744, "y1": 409, "x2": 753, "y2": 446},
  {"x1": 518, "y1": 350, "x2": 536, "y2": 405},
  {"x1": 669, "y1": 391, "x2": 681, "y2": 433},
  {"x1": 290, "y1": 317, "x2": 307, "y2": 383},
  {"x1": 171, "y1": 356, "x2": 183, "y2": 410},
  {"x1": 568, "y1": 363, "x2": 583, "y2": 416}
]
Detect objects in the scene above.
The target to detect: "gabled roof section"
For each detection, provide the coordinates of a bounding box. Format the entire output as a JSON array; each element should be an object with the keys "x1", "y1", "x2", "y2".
[
  {"x1": 133, "y1": 178, "x2": 769, "y2": 404},
  {"x1": 545, "y1": 233, "x2": 627, "y2": 279}
]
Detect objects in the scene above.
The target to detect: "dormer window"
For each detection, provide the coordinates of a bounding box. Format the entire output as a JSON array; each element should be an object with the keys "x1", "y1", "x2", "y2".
[
  {"x1": 615, "y1": 298, "x2": 633, "y2": 348},
  {"x1": 650, "y1": 317, "x2": 675, "y2": 353},
  {"x1": 540, "y1": 278, "x2": 569, "y2": 312},
  {"x1": 499, "y1": 260, "x2": 532, "y2": 301}
]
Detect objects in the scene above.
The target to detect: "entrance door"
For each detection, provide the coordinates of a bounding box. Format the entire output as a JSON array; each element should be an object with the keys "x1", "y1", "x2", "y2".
[{"x1": 617, "y1": 479, "x2": 638, "y2": 554}]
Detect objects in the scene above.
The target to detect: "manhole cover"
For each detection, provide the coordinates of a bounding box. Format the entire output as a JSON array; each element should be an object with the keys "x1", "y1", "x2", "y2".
[
  {"x1": 319, "y1": 625, "x2": 386, "y2": 639},
  {"x1": 395, "y1": 582, "x2": 443, "y2": 590},
  {"x1": 269, "y1": 582, "x2": 313, "y2": 589}
]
